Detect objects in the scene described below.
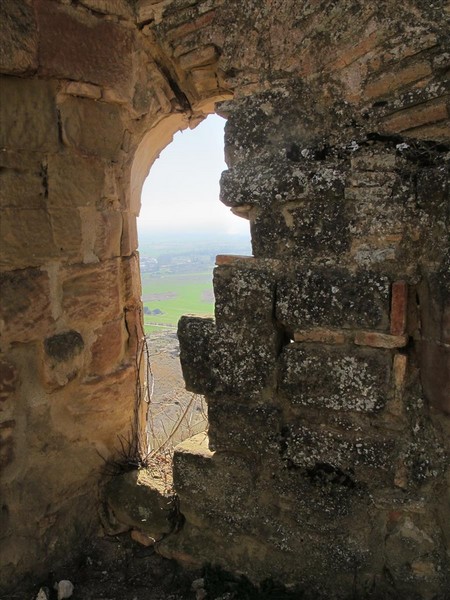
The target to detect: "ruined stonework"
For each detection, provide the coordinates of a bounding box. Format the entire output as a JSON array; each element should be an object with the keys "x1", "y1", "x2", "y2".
[{"x1": 0, "y1": 0, "x2": 449, "y2": 597}]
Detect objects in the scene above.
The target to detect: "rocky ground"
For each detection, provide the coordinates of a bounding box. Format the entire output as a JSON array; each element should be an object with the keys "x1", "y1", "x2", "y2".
[{"x1": 6, "y1": 534, "x2": 305, "y2": 600}]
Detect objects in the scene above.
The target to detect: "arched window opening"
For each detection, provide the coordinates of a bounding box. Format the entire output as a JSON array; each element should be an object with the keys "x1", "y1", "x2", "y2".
[{"x1": 138, "y1": 114, "x2": 251, "y2": 454}]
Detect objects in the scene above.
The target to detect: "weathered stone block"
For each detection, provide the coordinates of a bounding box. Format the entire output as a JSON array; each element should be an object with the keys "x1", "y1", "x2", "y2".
[
  {"x1": 282, "y1": 424, "x2": 397, "y2": 485},
  {"x1": 51, "y1": 364, "x2": 136, "y2": 449},
  {"x1": 49, "y1": 207, "x2": 83, "y2": 260},
  {"x1": 121, "y1": 212, "x2": 139, "y2": 256},
  {"x1": 213, "y1": 264, "x2": 276, "y2": 326},
  {"x1": 0, "y1": 167, "x2": 45, "y2": 210},
  {"x1": 179, "y1": 45, "x2": 218, "y2": 70},
  {"x1": 0, "y1": 0, "x2": 38, "y2": 74},
  {"x1": 61, "y1": 259, "x2": 122, "y2": 326},
  {"x1": 0, "y1": 269, "x2": 53, "y2": 344},
  {"x1": 278, "y1": 345, "x2": 392, "y2": 413},
  {"x1": 93, "y1": 210, "x2": 123, "y2": 261},
  {"x1": 173, "y1": 434, "x2": 259, "y2": 533},
  {"x1": 59, "y1": 97, "x2": 123, "y2": 159},
  {"x1": 47, "y1": 152, "x2": 105, "y2": 208},
  {"x1": 0, "y1": 358, "x2": 18, "y2": 412},
  {"x1": 37, "y1": 0, "x2": 133, "y2": 94},
  {"x1": 104, "y1": 469, "x2": 175, "y2": 540},
  {"x1": 221, "y1": 158, "x2": 346, "y2": 209},
  {"x1": 0, "y1": 208, "x2": 58, "y2": 269},
  {"x1": 178, "y1": 315, "x2": 215, "y2": 395},
  {"x1": 276, "y1": 268, "x2": 390, "y2": 331},
  {"x1": 210, "y1": 324, "x2": 280, "y2": 398},
  {"x1": 121, "y1": 252, "x2": 142, "y2": 310},
  {"x1": 0, "y1": 77, "x2": 58, "y2": 151},
  {"x1": 89, "y1": 318, "x2": 126, "y2": 376},
  {"x1": 0, "y1": 419, "x2": 15, "y2": 470},
  {"x1": 251, "y1": 199, "x2": 350, "y2": 260},
  {"x1": 208, "y1": 400, "x2": 281, "y2": 455},
  {"x1": 42, "y1": 330, "x2": 85, "y2": 390}
]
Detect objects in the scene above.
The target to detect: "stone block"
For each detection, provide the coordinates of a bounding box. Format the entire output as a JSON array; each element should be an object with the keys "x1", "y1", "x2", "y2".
[
  {"x1": 0, "y1": 358, "x2": 18, "y2": 411},
  {"x1": 93, "y1": 210, "x2": 123, "y2": 261},
  {"x1": 0, "y1": 167, "x2": 45, "y2": 210},
  {"x1": 281, "y1": 424, "x2": 396, "y2": 485},
  {"x1": 354, "y1": 331, "x2": 408, "y2": 348},
  {"x1": 42, "y1": 330, "x2": 85, "y2": 390},
  {"x1": 278, "y1": 345, "x2": 392, "y2": 413},
  {"x1": 79, "y1": 0, "x2": 134, "y2": 18},
  {"x1": 178, "y1": 315, "x2": 215, "y2": 395},
  {"x1": 64, "y1": 81, "x2": 102, "y2": 100},
  {"x1": 276, "y1": 268, "x2": 390, "y2": 332},
  {"x1": 47, "y1": 152, "x2": 105, "y2": 208},
  {"x1": 121, "y1": 212, "x2": 138, "y2": 256},
  {"x1": 178, "y1": 45, "x2": 218, "y2": 70},
  {"x1": 0, "y1": 269, "x2": 53, "y2": 345},
  {"x1": 251, "y1": 199, "x2": 350, "y2": 260},
  {"x1": 121, "y1": 252, "x2": 142, "y2": 310},
  {"x1": 0, "y1": 77, "x2": 58, "y2": 151},
  {"x1": 89, "y1": 318, "x2": 126, "y2": 376},
  {"x1": 207, "y1": 400, "x2": 281, "y2": 456},
  {"x1": 59, "y1": 97, "x2": 123, "y2": 159},
  {"x1": 220, "y1": 159, "x2": 309, "y2": 208},
  {"x1": 0, "y1": 208, "x2": 58, "y2": 269},
  {"x1": 37, "y1": 0, "x2": 133, "y2": 94},
  {"x1": 213, "y1": 265, "x2": 276, "y2": 326},
  {"x1": 104, "y1": 469, "x2": 175, "y2": 540},
  {"x1": 173, "y1": 434, "x2": 258, "y2": 533},
  {"x1": 0, "y1": 0, "x2": 38, "y2": 74},
  {"x1": 51, "y1": 364, "x2": 137, "y2": 449},
  {"x1": 49, "y1": 207, "x2": 83, "y2": 260},
  {"x1": 61, "y1": 259, "x2": 122, "y2": 326},
  {"x1": 0, "y1": 419, "x2": 15, "y2": 470},
  {"x1": 210, "y1": 324, "x2": 280, "y2": 399},
  {"x1": 390, "y1": 281, "x2": 408, "y2": 335}
]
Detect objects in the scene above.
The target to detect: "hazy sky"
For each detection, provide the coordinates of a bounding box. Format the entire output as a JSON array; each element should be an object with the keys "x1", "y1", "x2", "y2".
[{"x1": 139, "y1": 114, "x2": 250, "y2": 237}]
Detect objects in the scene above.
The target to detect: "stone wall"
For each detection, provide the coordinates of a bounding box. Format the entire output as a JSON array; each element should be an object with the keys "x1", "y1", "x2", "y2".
[{"x1": 0, "y1": 0, "x2": 448, "y2": 596}]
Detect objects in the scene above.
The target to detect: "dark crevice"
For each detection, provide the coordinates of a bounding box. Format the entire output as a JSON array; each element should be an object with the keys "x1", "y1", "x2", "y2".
[
  {"x1": 305, "y1": 462, "x2": 357, "y2": 489},
  {"x1": 155, "y1": 61, "x2": 192, "y2": 112}
]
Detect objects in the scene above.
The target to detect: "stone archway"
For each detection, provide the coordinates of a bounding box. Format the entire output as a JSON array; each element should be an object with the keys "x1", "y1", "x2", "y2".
[{"x1": 0, "y1": 1, "x2": 448, "y2": 596}]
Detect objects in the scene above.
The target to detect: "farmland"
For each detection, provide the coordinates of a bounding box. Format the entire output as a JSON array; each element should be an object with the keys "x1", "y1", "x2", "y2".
[
  {"x1": 141, "y1": 270, "x2": 214, "y2": 333},
  {"x1": 138, "y1": 232, "x2": 251, "y2": 333}
]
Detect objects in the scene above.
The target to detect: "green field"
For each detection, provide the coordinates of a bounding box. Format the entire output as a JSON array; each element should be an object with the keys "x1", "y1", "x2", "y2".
[{"x1": 141, "y1": 271, "x2": 214, "y2": 333}]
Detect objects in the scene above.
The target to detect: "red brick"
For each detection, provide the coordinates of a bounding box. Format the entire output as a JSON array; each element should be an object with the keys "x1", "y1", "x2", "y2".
[
  {"x1": 167, "y1": 11, "x2": 216, "y2": 42},
  {"x1": 293, "y1": 329, "x2": 347, "y2": 344},
  {"x1": 393, "y1": 353, "x2": 407, "y2": 394},
  {"x1": 364, "y1": 61, "x2": 432, "y2": 100},
  {"x1": 330, "y1": 30, "x2": 382, "y2": 71},
  {"x1": 381, "y1": 99, "x2": 448, "y2": 134},
  {"x1": 215, "y1": 255, "x2": 254, "y2": 266},
  {"x1": 390, "y1": 281, "x2": 408, "y2": 335},
  {"x1": 354, "y1": 331, "x2": 408, "y2": 348}
]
